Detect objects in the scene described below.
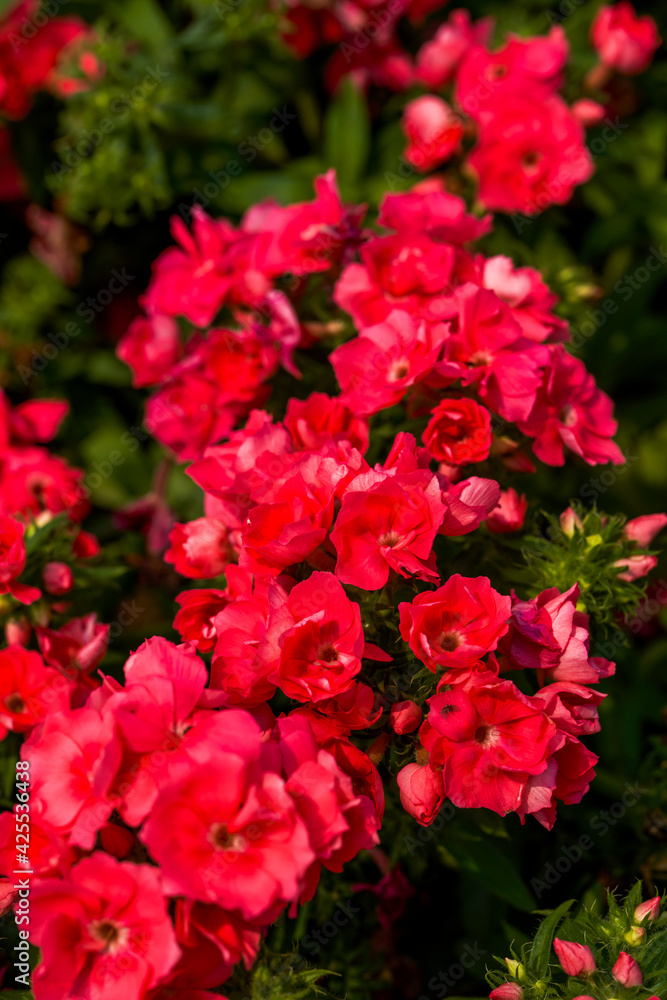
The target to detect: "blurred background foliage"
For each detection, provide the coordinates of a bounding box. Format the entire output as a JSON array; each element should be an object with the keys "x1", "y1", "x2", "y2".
[{"x1": 0, "y1": 0, "x2": 666, "y2": 997}]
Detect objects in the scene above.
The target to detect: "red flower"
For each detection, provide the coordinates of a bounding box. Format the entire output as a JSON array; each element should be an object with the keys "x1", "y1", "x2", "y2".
[
  {"x1": 485, "y1": 488, "x2": 528, "y2": 534},
  {"x1": 331, "y1": 469, "x2": 444, "y2": 590},
  {"x1": 0, "y1": 646, "x2": 72, "y2": 739},
  {"x1": 612, "y1": 951, "x2": 643, "y2": 987},
  {"x1": 399, "y1": 574, "x2": 511, "y2": 673},
  {"x1": 422, "y1": 398, "x2": 492, "y2": 465},
  {"x1": 423, "y1": 680, "x2": 556, "y2": 814},
  {"x1": 30, "y1": 853, "x2": 180, "y2": 1000},
  {"x1": 36, "y1": 613, "x2": 110, "y2": 676},
  {"x1": 468, "y1": 97, "x2": 593, "y2": 216},
  {"x1": 591, "y1": 2, "x2": 660, "y2": 75},
  {"x1": 141, "y1": 753, "x2": 314, "y2": 921},
  {"x1": 165, "y1": 518, "x2": 237, "y2": 579},
  {"x1": 402, "y1": 95, "x2": 464, "y2": 172},
  {"x1": 0, "y1": 514, "x2": 41, "y2": 604},
  {"x1": 397, "y1": 762, "x2": 444, "y2": 826},
  {"x1": 519, "y1": 346, "x2": 624, "y2": 466},
  {"x1": 285, "y1": 392, "x2": 369, "y2": 453},
  {"x1": 117, "y1": 314, "x2": 182, "y2": 388},
  {"x1": 266, "y1": 572, "x2": 366, "y2": 703}
]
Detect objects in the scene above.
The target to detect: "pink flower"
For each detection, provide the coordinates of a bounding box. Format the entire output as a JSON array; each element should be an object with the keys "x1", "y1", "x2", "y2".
[
  {"x1": 42, "y1": 561, "x2": 73, "y2": 596},
  {"x1": 591, "y1": 2, "x2": 660, "y2": 75},
  {"x1": 36, "y1": 613, "x2": 110, "y2": 676},
  {"x1": 30, "y1": 853, "x2": 180, "y2": 1000},
  {"x1": 390, "y1": 700, "x2": 423, "y2": 735},
  {"x1": 397, "y1": 762, "x2": 445, "y2": 826},
  {"x1": 377, "y1": 178, "x2": 491, "y2": 245},
  {"x1": 402, "y1": 96, "x2": 464, "y2": 172},
  {"x1": 0, "y1": 514, "x2": 41, "y2": 604},
  {"x1": 469, "y1": 97, "x2": 593, "y2": 215},
  {"x1": 265, "y1": 572, "x2": 366, "y2": 703},
  {"x1": 247, "y1": 169, "x2": 365, "y2": 277},
  {"x1": 145, "y1": 370, "x2": 236, "y2": 463},
  {"x1": 612, "y1": 951, "x2": 643, "y2": 987},
  {"x1": 553, "y1": 939, "x2": 596, "y2": 977},
  {"x1": 624, "y1": 513, "x2": 667, "y2": 547},
  {"x1": 165, "y1": 518, "x2": 237, "y2": 579},
  {"x1": 23, "y1": 706, "x2": 123, "y2": 849},
  {"x1": 117, "y1": 314, "x2": 182, "y2": 388},
  {"x1": 141, "y1": 754, "x2": 315, "y2": 921},
  {"x1": 275, "y1": 713, "x2": 380, "y2": 878},
  {"x1": 143, "y1": 208, "x2": 269, "y2": 326},
  {"x1": 439, "y1": 476, "x2": 501, "y2": 536},
  {"x1": 399, "y1": 574, "x2": 511, "y2": 673},
  {"x1": 422, "y1": 398, "x2": 492, "y2": 465},
  {"x1": 0, "y1": 391, "x2": 68, "y2": 444},
  {"x1": 416, "y1": 9, "x2": 492, "y2": 88},
  {"x1": 482, "y1": 255, "x2": 569, "y2": 343},
  {"x1": 0, "y1": 646, "x2": 72, "y2": 739},
  {"x1": 456, "y1": 27, "x2": 569, "y2": 115},
  {"x1": 331, "y1": 309, "x2": 449, "y2": 415},
  {"x1": 519, "y1": 346, "x2": 624, "y2": 466},
  {"x1": 442, "y1": 284, "x2": 546, "y2": 423},
  {"x1": 486, "y1": 488, "x2": 528, "y2": 534},
  {"x1": 498, "y1": 584, "x2": 614, "y2": 685},
  {"x1": 331, "y1": 469, "x2": 444, "y2": 590},
  {"x1": 424, "y1": 680, "x2": 556, "y2": 815}
]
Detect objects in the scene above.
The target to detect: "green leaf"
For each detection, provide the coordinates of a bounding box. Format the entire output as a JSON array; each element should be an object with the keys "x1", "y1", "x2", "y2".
[
  {"x1": 528, "y1": 899, "x2": 575, "y2": 977},
  {"x1": 323, "y1": 76, "x2": 370, "y2": 193},
  {"x1": 444, "y1": 838, "x2": 535, "y2": 912}
]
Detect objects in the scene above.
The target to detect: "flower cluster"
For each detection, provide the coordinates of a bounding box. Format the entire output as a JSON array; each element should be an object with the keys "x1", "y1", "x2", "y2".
[
  {"x1": 16, "y1": 636, "x2": 382, "y2": 999},
  {"x1": 0, "y1": 390, "x2": 109, "y2": 715},
  {"x1": 119, "y1": 170, "x2": 625, "y2": 471},
  {"x1": 281, "y1": 1, "x2": 659, "y2": 216},
  {"x1": 488, "y1": 885, "x2": 666, "y2": 1000}
]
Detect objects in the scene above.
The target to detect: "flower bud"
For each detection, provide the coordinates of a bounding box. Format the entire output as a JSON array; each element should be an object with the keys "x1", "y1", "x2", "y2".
[
  {"x1": 504, "y1": 959, "x2": 524, "y2": 981},
  {"x1": 490, "y1": 985, "x2": 523, "y2": 1000},
  {"x1": 390, "y1": 700, "x2": 423, "y2": 735},
  {"x1": 624, "y1": 925, "x2": 645, "y2": 946},
  {"x1": 560, "y1": 507, "x2": 583, "y2": 537},
  {"x1": 634, "y1": 896, "x2": 660, "y2": 923},
  {"x1": 612, "y1": 951, "x2": 642, "y2": 987},
  {"x1": 397, "y1": 763, "x2": 444, "y2": 826},
  {"x1": 4, "y1": 616, "x2": 31, "y2": 646},
  {"x1": 43, "y1": 561, "x2": 74, "y2": 596},
  {"x1": 553, "y1": 939, "x2": 596, "y2": 977}
]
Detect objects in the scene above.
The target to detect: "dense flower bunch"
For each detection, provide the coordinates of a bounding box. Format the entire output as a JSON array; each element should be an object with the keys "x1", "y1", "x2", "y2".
[
  {"x1": 280, "y1": 0, "x2": 659, "y2": 216},
  {"x1": 1, "y1": 635, "x2": 382, "y2": 999},
  {"x1": 2, "y1": 145, "x2": 658, "y2": 995},
  {"x1": 487, "y1": 885, "x2": 667, "y2": 1000},
  {"x1": 0, "y1": 389, "x2": 110, "y2": 717}
]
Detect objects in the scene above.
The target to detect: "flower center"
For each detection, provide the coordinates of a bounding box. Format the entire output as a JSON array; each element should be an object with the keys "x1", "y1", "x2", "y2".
[
  {"x1": 559, "y1": 404, "x2": 577, "y2": 427},
  {"x1": 316, "y1": 643, "x2": 339, "y2": 664},
  {"x1": 437, "y1": 631, "x2": 461, "y2": 651},
  {"x1": 521, "y1": 150, "x2": 541, "y2": 169},
  {"x1": 378, "y1": 531, "x2": 400, "y2": 548},
  {"x1": 4, "y1": 693, "x2": 26, "y2": 714},
  {"x1": 210, "y1": 823, "x2": 246, "y2": 853},
  {"x1": 474, "y1": 725, "x2": 499, "y2": 746},
  {"x1": 389, "y1": 359, "x2": 410, "y2": 381},
  {"x1": 89, "y1": 919, "x2": 127, "y2": 954}
]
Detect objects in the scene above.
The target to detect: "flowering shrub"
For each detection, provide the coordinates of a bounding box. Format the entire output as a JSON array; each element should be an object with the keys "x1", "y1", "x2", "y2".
[{"x1": 0, "y1": 0, "x2": 666, "y2": 997}]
